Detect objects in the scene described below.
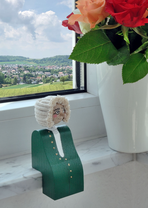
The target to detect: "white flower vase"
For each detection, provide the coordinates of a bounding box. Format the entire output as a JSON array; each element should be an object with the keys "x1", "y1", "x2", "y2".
[{"x1": 97, "y1": 62, "x2": 148, "y2": 153}]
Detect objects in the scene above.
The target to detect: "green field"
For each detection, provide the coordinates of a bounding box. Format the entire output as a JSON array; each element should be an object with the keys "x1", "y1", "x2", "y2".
[
  {"x1": 2, "y1": 84, "x2": 41, "y2": 89},
  {"x1": 0, "y1": 81, "x2": 73, "y2": 98}
]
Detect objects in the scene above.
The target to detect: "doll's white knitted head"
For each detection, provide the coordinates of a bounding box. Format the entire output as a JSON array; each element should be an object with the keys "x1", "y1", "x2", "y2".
[{"x1": 35, "y1": 95, "x2": 70, "y2": 128}]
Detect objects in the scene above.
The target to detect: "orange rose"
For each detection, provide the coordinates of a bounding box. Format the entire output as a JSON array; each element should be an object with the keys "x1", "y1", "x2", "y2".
[
  {"x1": 143, "y1": 9, "x2": 148, "y2": 18},
  {"x1": 68, "y1": 0, "x2": 109, "y2": 29}
]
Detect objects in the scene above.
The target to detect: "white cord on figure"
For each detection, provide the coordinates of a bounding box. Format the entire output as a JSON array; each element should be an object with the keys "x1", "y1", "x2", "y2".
[{"x1": 48, "y1": 126, "x2": 64, "y2": 158}]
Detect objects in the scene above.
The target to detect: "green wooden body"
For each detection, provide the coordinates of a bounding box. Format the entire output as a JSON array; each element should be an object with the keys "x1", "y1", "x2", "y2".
[{"x1": 31, "y1": 125, "x2": 84, "y2": 200}]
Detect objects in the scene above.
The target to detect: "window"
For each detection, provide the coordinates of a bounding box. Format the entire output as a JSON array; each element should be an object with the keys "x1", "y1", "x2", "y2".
[{"x1": 0, "y1": 0, "x2": 86, "y2": 103}]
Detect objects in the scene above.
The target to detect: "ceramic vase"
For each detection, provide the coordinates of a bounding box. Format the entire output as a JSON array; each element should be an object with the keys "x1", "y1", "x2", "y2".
[{"x1": 96, "y1": 62, "x2": 148, "y2": 153}]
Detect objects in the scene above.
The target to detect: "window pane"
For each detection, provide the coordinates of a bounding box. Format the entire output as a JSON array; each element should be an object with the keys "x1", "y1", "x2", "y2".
[{"x1": 0, "y1": 0, "x2": 78, "y2": 99}]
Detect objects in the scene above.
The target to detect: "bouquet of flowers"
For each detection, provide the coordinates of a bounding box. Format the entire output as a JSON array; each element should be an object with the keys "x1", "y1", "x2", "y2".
[{"x1": 62, "y1": 0, "x2": 148, "y2": 84}]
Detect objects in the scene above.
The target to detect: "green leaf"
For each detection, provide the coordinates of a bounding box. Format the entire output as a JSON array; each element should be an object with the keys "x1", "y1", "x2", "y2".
[
  {"x1": 107, "y1": 45, "x2": 130, "y2": 65},
  {"x1": 133, "y1": 27, "x2": 148, "y2": 39},
  {"x1": 145, "y1": 48, "x2": 148, "y2": 59},
  {"x1": 132, "y1": 41, "x2": 148, "y2": 54},
  {"x1": 141, "y1": 24, "x2": 148, "y2": 34},
  {"x1": 69, "y1": 30, "x2": 118, "y2": 64},
  {"x1": 122, "y1": 53, "x2": 148, "y2": 84}
]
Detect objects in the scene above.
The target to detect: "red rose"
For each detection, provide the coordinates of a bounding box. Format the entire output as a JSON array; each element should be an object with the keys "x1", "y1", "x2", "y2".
[
  {"x1": 62, "y1": 13, "x2": 82, "y2": 34},
  {"x1": 105, "y1": 0, "x2": 148, "y2": 28}
]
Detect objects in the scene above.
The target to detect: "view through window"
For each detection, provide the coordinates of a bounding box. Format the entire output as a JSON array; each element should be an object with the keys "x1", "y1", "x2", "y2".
[{"x1": 0, "y1": 0, "x2": 83, "y2": 101}]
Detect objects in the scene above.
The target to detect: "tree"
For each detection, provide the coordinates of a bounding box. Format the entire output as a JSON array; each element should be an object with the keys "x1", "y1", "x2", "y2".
[
  {"x1": 4, "y1": 76, "x2": 11, "y2": 84},
  {"x1": 51, "y1": 69, "x2": 54, "y2": 75},
  {"x1": 60, "y1": 76, "x2": 66, "y2": 84},
  {"x1": 26, "y1": 79, "x2": 32, "y2": 84},
  {"x1": 43, "y1": 76, "x2": 55, "y2": 84},
  {"x1": 66, "y1": 69, "x2": 72, "y2": 74},
  {"x1": 0, "y1": 72, "x2": 4, "y2": 84},
  {"x1": 65, "y1": 75, "x2": 72, "y2": 81},
  {"x1": 12, "y1": 77, "x2": 18, "y2": 85},
  {"x1": 64, "y1": 75, "x2": 69, "y2": 81},
  {"x1": 23, "y1": 74, "x2": 27, "y2": 83}
]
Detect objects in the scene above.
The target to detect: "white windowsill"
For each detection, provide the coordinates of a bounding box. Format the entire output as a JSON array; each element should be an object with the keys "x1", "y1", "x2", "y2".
[
  {"x1": 0, "y1": 92, "x2": 100, "y2": 122},
  {"x1": 0, "y1": 93, "x2": 98, "y2": 111},
  {"x1": 0, "y1": 137, "x2": 133, "y2": 200}
]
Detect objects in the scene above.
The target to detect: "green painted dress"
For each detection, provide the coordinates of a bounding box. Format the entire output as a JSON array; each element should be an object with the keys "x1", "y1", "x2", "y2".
[{"x1": 31, "y1": 125, "x2": 84, "y2": 200}]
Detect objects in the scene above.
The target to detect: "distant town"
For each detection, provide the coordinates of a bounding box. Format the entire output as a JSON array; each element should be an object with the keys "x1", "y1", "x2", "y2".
[{"x1": 0, "y1": 63, "x2": 73, "y2": 87}]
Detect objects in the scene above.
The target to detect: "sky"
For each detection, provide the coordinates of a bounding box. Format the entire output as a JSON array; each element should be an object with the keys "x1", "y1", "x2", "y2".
[{"x1": 0, "y1": 0, "x2": 73, "y2": 58}]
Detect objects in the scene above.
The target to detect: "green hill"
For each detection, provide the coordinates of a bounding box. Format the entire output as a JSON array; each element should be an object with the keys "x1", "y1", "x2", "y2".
[{"x1": 0, "y1": 55, "x2": 72, "y2": 66}]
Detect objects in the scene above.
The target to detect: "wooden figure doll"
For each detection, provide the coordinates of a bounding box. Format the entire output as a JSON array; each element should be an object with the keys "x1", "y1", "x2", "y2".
[{"x1": 31, "y1": 95, "x2": 84, "y2": 200}]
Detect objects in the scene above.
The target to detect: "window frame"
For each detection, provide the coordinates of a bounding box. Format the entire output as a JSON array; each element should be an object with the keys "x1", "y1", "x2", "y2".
[
  {"x1": 0, "y1": 64, "x2": 87, "y2": 103},
  {"x1": 0, "y1": 36, "x2": 87, "y2": 104}
]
